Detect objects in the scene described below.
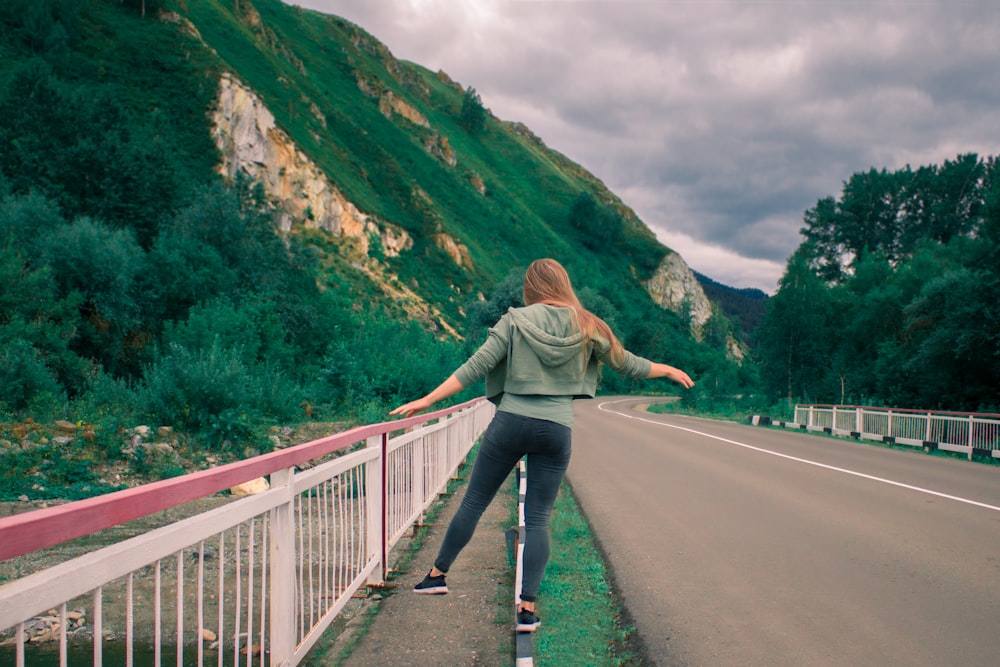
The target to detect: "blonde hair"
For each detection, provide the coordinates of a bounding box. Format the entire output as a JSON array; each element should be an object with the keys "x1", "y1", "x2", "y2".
[{"x1": 522, "y1": 258, "x2": 625, "y2": 365}]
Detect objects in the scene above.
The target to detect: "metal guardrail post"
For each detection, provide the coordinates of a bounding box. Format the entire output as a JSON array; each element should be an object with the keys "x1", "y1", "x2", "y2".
[
  {"x1": 366, "y1": 435, "x2": 383, "y2": 587},
  {"x1": 269, "y1": 467, "x2": 296, "y2": 666},
  {"x1": 381, "y1": 432, "x2": 390, "y2": 583},
  {"x1": 968, "y1": 415, "x2": 975, "y2": 460},
  {"x1": 514, "y1": 457, "x2": 534, "y2": 666}
]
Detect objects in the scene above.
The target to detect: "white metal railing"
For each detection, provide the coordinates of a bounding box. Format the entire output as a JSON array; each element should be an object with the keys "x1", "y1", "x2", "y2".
[
  {"x1": 792, "y1": 404, "x2": 1000, "y2": 460},
  {"x1": 0, "y1": 399, "x2": 494, "y2": 666}
]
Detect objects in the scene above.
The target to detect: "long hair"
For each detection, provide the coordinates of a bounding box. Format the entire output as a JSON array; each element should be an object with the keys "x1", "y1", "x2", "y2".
[{"x1": 522, "y1": 258, "x2": 625, "y2": 364}]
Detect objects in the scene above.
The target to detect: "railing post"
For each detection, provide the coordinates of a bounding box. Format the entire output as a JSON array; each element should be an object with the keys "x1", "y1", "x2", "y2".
[
  {"x1": 415, "y1": 433, "x2": 426, "y2": 516},
  {"x1": 968, "y1": 415, "x2": 975, "y2": 460},
  {"x1": 269, "y1": 467, "x2": 296, "y2": 667},
  {"x1": 366, "y1": 435, "x2": 384, "y2": 586}
]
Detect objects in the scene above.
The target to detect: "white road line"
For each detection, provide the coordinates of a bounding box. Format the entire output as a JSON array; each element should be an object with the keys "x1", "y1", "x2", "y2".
[{"x1": 597, "y1": 398, "x2": 1000, "y2": 514}]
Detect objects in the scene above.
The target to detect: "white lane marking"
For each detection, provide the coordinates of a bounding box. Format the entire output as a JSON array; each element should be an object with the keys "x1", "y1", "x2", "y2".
[{"x1": 597, "y1": 398, "x2": 1000, "y2": 513}]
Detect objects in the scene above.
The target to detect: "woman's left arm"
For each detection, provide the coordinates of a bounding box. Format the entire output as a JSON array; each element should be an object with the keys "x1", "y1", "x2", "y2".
[{"x1": 646, "y1": 362, "x2": 695, "y2": 388}]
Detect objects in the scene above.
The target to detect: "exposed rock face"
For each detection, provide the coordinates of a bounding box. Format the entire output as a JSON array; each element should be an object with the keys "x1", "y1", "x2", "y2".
[
  {"x1": 726, "y1": 333, "x2": 747, "y2": 364},
  {"x1": 423, "y1": 131, "x2": 457, "y2": 166},
  {"x1": 433, "y1": 233, "x2": 472, "y2": 268},
  {"x1": 210, "y1": 73, "x2": 467, "y2": 337},
  {"x1": 378, "y1": 90, "x2": 429, "y2": 127},
  {"x1": 358, "y1": 72, "x2": 456, "y2": 166},
  {"x1": 211, "y1": 73, "x2": 410, "y2": 257},
  {"x1": 468, "y1": 171, "x2": 486, "y2": 195},
  {"x1": 643, "y1": 252, "x2": 712, "y2": 338}
]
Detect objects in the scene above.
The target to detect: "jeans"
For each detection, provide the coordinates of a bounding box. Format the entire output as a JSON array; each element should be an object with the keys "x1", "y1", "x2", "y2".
[{"x1": 433, "y1": 410, "x2": 572, "y2": 602}]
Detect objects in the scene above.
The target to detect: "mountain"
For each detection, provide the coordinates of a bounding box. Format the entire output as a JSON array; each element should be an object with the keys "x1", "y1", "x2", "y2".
[
  {"x1": 693, "y1": 272, "x2": 768, "y2": 344},
  {"x1": 0, "y1": 0, "x2": 746, "y2": 437},
  {"x1": 172, "y1": 0, "x2": 722, "y2": 331}
]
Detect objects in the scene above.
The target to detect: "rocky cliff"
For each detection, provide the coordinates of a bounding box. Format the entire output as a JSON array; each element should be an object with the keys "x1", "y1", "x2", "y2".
[
  {"x1": 211, "y1": 72, "x2": 461, "y2": 337},
  {"x1": 643, "y1": 252, "x2": 712, "y2": 336}
]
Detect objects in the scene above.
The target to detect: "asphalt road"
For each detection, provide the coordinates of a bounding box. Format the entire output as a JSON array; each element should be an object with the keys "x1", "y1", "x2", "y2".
[{"x1": 568, "y1": 397, "x2": 1000, "y2": 667}]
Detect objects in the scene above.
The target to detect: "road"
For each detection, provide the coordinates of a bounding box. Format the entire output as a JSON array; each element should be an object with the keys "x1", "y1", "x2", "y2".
[{"x1": 568, "y1": 397, "x2": 1000, "y2": 667}]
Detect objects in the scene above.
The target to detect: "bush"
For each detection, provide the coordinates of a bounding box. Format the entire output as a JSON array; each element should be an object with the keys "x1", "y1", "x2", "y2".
[
  {"x1": 139, "y1": 339, "x2": 301, "y2": 449},
  {"x1": 0, "y1": 339, "x2": 66, "y2": 416}
]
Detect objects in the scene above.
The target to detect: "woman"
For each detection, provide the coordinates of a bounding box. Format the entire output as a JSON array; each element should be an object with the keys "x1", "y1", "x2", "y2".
[{"x1": 390, "y1": 258, "x2": 694, "y2": 633}]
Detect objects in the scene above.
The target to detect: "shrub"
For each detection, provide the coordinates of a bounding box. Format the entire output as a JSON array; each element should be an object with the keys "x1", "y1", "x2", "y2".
[
  {"x1": 0, "y1": 339, "x2": 66, "y2": 416},
  {"x1": 139, "y1": 339, "x2": 301, "y2": 449}
]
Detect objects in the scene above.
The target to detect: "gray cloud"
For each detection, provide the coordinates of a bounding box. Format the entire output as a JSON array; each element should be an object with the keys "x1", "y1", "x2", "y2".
[{"x1": 294, "y1": 1, "x2": 1000, "y2": 293}]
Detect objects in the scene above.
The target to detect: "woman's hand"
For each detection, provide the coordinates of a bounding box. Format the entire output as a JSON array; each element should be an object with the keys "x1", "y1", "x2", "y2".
[
  {"x1": 666, "y1": 366, "x2": 695, "y2": 389},
  {"x1": 390, "y1": 397, "x2": 434, "y2": 419},
  {"x1": 649, "y1": 362, "x2": 695, "y2": 388}
]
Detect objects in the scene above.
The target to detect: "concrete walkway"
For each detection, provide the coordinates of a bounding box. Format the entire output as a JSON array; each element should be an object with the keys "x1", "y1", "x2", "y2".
[{"x1": 326, "y1": 471, "x2": 517, "y2": 666}]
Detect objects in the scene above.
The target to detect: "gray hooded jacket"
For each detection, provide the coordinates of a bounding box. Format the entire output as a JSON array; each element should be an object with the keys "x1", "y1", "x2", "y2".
[{"x1": 453, "y1": 304, "x2": 653, "y2": 404}]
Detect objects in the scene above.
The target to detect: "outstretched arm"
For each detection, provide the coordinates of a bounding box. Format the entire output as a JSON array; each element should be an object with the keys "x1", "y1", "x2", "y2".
[
  {"x1": 390, "y1": 374, "x2": 465, "y2": 418},
  {"x1": 646, "y1": 362, "x2": 695, "y2": 389}
]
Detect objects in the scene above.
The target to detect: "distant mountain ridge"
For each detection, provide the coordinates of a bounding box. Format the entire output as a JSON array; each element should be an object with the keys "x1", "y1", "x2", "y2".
[{"x1": 693, "y1": 271, "x2": 768, "y2": 342}]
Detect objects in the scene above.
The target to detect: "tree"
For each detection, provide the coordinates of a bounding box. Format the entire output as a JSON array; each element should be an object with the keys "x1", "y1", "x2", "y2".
[
  {"x1": 458, "y1": 86, "x2": 486, "y2": 134},
  {"x1": 36, "y1": 217, "x2": 147, "y2": 376},
  {"x1": 567, "y1": 191, "x2": 624, "y2": 251},
  {"x1": 754, "y1": 250, "x2": 834, "y2": 403},
  {"x1": 0, "y1": 243, "x2": 87, "y2": 405}
]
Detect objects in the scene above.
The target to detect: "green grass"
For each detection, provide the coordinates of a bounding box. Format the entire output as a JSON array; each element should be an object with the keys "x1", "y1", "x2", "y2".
[
  {"x1": 514, "y1": 479, "x2": 642, "y2": 666},
  {"x1": 647, "y1": 396, "x2": 795, "y2": 424}
]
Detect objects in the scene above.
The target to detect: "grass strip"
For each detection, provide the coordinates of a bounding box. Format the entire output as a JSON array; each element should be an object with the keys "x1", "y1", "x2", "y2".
[{"x1": 526, "y1": 479, "x2": 642, "y2": 666}]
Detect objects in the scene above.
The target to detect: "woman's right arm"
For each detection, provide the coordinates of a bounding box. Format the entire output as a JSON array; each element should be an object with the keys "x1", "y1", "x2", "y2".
[
  {"x1": 389, "y1": 374, "x2": 465, "y2": 418},
  {"x1": 390, "y1": 316, "x2": 511, "y2": 418}
]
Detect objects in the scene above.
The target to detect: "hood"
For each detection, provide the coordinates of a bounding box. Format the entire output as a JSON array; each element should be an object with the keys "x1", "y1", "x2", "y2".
[{"x1": 507, "y1": 305, "x2": 586, "y2": 367}]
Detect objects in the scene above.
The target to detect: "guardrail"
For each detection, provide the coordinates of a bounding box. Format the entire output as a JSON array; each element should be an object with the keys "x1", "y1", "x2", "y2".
[
  {"x1": 788, "y1": 404, "x2": 1000, "y2": 460},
  {"x1": 513, "y1": 458, "x2": 533, "y2": 667},
  {"x1": 0, "y1": 398, "x2": 493, "y2": 667}
]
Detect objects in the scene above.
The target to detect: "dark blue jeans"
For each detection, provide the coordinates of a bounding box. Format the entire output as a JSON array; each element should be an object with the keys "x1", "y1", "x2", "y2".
[{"x1": 433, "y1": 410, "x2": 572, "y2": 602}]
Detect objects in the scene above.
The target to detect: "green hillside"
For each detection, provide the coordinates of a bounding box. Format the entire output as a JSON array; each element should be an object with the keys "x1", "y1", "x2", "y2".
[
  {"x1": 0, "y1": 0, "x2": 744, "y2": 494},
  {"x1": 176, "y1": 0, "x2": 670, "y2": 319}
]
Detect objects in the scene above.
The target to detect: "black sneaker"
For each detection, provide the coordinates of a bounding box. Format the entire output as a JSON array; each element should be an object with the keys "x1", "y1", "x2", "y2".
[
  {"x1": 413, "y1": 571, "x2": 448, "y2": 595},
  {"x1": 515, "y1": 608, "x2": 541, "y2": 632}
]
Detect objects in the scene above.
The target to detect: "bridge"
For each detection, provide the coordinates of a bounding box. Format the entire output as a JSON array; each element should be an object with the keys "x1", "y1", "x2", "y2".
[{"x1": 3, "y1": 398, "x2": 1000, "y2": 665}]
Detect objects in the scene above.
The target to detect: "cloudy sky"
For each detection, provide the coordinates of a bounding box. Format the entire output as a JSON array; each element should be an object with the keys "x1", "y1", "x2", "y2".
[{"x1": 292, "y1": 1, "x2": 1000, "y2": 293}]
